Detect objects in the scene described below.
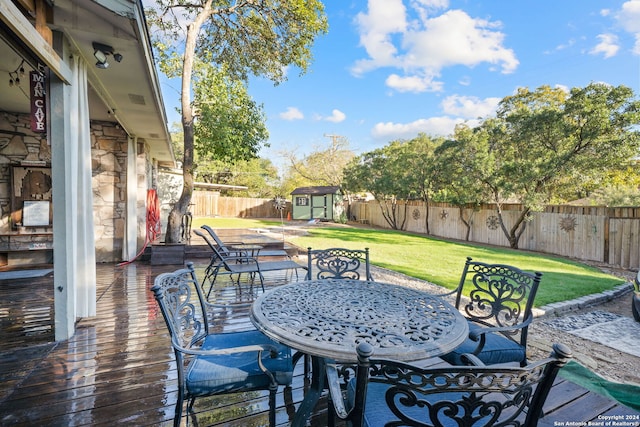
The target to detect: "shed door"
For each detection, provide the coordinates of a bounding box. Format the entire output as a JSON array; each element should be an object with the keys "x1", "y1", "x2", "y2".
[{"x1": 311, "y1": 195, "x2": 328, "y2": 219}]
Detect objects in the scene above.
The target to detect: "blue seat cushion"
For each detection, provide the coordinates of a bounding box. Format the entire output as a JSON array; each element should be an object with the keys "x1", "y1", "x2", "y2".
[
  {"x1": 441, "y1": 321, "x2": 525, "y2": 365},
  {"x1": 187, "y1": 330, "x2": 293, "y2": 396}
]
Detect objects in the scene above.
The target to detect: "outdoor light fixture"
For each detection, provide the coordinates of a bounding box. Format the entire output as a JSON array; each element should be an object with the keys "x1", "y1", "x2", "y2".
[
  {"x1": 8, "y1": 59, "x2": 26, "y2": 87},
  {"x1": 92, "y1": 42, "x2": 123, "y2": 69}
]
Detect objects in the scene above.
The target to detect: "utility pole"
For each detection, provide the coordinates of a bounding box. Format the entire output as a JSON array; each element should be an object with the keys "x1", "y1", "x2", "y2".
[{"x1": 323, "y1": 133, "x2": 345, "y2": 149}]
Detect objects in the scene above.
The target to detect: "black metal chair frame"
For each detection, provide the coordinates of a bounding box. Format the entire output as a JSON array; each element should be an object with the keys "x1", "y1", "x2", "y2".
[
  {"x1": 441, "y1": 256, "x2": 543, "y2": 366},
  {"x1": 194, "y1": 228, "x2": 249, "y2": 259},
  {"x1": 194, "y1": 229, "x2": 305, "y2": 297},
  {"x1": 327, "y1": 341, "x2": 573, "y2": 427},
  {"x1": 151, "y1": 263, "x2": 291, "y2": 427},
  {"x1": 200, "y1": 224, "x2": 290, "y2": 259},
  {"x1": 306, "y1": 247, "x2": 373, "y2": 281}
]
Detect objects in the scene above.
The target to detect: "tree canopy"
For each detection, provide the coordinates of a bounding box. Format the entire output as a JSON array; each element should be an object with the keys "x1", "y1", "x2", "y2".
[
  {"x1": 281, "y1": 135, "x2": 356, "y2": 193},
  {"x1": 343, "y1": 83, "x2": 640, "y2": 247},
  {"x1": 146, "y1": 0, "x2": 328, "y2": 242}
]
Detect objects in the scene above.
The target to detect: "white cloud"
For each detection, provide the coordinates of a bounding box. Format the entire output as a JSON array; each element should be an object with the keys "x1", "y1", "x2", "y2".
[
  {"x1": 279, "y1": 107, "x2": 304, "y2": 121},
  {"x1": 385, "y1": 74, "x2": 443, "y2": 92},
  {"x1": 616, "y1": 0, "x2": 640, "y2": 54},
  {"x1": 352, "y1": 0, "x2": 407, "y2": 75},
  {"x1": 404, "y1": 10, "x2": 518, "y2": 73},
  {"x1": 546, "y1": 38, "x2": 577, "y2": 54},
  {"x1": 590, "y1": 33, "x2": 620, "y2": 58},
  {"x1": 324, "y1": 109, "x2": 347, "y2": 123},
  {"x1": 440, "y1": 95, "x2": 500, "y2": 119},
  {"x1": 352, "y1": 4, "x2": 518, "y2": 93},
  {"x1": 371, "y1": 116, "x2": 472, "y2": 140},
  {"x1": 458, "y1": 76, "x2": 471, "y2": 86}
]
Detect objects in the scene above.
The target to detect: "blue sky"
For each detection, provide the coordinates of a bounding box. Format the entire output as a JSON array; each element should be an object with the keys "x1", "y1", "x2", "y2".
[{"x1": 159, "y1": 0, "x2": 640, "y2": 170}]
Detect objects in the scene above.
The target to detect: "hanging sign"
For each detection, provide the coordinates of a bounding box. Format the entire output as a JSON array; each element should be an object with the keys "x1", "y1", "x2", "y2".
[{"x1": 30, "y1": 71, "x2": 46, "y2": 133}]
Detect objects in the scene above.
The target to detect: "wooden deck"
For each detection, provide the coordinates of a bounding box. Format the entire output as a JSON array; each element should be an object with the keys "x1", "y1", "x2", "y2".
[{"x1": 1, "y1": 255, "x2": 638, "y2": 426}]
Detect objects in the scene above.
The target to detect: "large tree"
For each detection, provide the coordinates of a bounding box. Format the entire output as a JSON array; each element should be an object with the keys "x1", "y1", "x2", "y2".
[
  {"x1": 434, "y1": 132, "x2": 492, "y2": 241},
  {"x1": 400, "y1": 134, "x2": 444, "y2": 234},
  {"x1": 454, "y1": 83, "x2": 640, "y2": 248},
  {"x1": 283, "y1": 135, "x2": 355, "y2": 187},
  {"x1": 343, "y1": 142, "x2": 414, "y2": 230},
  {"x1": 146, "y1": 1, "x2": 328, "y2": 243}
]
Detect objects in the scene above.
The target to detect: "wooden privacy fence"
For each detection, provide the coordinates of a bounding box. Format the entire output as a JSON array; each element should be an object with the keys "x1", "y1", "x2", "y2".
[
  {"x1": 350, "y1": 201, "x2": 640, "y2": 270},
  {"x1": 190, "y1": 191, "x2": 291, "y2": 219},
  {"x1": 189, "y1": 193, "x2": 640, "y2": 270}
]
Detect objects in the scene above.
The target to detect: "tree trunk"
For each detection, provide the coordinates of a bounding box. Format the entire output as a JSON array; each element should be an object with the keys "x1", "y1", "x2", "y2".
[
  {"x1": 423, "y1": 199, "x2": 431, "y2": 235},
  {"x1": 496, "y1": 204, "x2": 530, "y2": 249},
  {"x1": 165, "y1": 122, "x2": 195, "y2": 243},
  {"x1": 458, "y1": 207, "x2": 473, "y2": 241},
  {"x1": 164, "y1": 17, "x2": 204, "y2": 243}
]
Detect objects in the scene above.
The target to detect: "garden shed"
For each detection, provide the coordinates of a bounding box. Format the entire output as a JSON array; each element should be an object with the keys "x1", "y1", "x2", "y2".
[{"x1": 290, "y1": 186, "x2": 343, "y2": 221}]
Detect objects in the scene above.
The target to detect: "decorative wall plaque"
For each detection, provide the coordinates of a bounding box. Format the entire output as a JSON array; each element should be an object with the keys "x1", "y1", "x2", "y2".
[
  {"x1": 22, "y1": 201, "x2": 50, "y2": 226},
  {"x1": 559, "y1": 216, "x2": 577, "y2": 232},
  {"x1": 486, "y1": 215, "x2": 500, "y2": 230}
]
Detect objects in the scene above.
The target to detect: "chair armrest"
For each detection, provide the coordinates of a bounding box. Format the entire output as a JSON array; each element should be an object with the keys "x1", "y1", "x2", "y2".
[
  {"x1": 204, "y1": 301, "x2": 252, "y2": 309},
  {"x1": 326, "y1": 361, "x2": 352, "y2": 420},
  {"x1": 429, "y1": 287, "x2": 459, "y2": 299},
  {"x1": 172, "y1": 336, "x2": 279, "y2": 357},
  {"x1": 460, "y1": 353, "x2": 485, "y2": 366},
  {"x1": 468, "y1": 315, "x2": 533, "y2": 341}
]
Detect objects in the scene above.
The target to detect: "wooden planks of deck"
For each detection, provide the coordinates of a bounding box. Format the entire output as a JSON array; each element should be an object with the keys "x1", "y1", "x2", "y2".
[{"x1": 1, "y1": 259, "x2": 638, "y2": 426}]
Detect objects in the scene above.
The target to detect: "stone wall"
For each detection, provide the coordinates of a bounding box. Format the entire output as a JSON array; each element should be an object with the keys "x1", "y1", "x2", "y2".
[
  {"x1": 0, "y1": 113, "x2": 52, "y2": 265},
  {"x1": 0, "y1": 112, "x2": 136, "y2": 264},
  {"x1": 90, "y1": 121, "x2": 129, "y2": 262},
  {"x1": 0, "y1": 112, "x2": 51, "y2": 226}
]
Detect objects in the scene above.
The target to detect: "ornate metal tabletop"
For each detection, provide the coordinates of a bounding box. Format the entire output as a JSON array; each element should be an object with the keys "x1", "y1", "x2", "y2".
[{"x1": 251, "y1": 279, "x2": 468, "y2": 362}]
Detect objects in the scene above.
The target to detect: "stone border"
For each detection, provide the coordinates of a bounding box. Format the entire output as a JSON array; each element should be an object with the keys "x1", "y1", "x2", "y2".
[{"x1": 534, "y1": 282, "x2": 634, "y2": 318}]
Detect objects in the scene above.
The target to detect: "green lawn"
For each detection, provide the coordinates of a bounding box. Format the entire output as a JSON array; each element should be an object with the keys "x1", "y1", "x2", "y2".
[
  {"x1": 194, "y1": 218, "x2": 625, "y2": 307},
  {"x1": 192, "y1": 217, "x2": 283, "y2": 229}
]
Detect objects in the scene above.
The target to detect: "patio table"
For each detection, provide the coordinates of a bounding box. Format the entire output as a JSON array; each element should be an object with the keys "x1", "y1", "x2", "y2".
[{"x1": 250, "y1": 278, "x2": 468, "y2": 426}]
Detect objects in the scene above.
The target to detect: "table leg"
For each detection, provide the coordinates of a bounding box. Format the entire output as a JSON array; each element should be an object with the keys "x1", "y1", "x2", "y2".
[{"x1": 292, "y1": 355, "x2": 326, "y2": 427}]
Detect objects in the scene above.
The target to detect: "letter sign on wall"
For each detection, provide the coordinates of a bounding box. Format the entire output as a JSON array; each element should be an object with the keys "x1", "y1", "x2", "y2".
[{"x1": 30, "y1": 71, "x2": 46, "y2": 133}]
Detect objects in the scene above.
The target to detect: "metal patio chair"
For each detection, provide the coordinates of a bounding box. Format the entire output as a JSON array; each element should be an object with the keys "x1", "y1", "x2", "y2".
[
  {"x1": 327, "y1": 341, "x2": 572, "y2": 427},
  {"x1": 201, "y1": 224, "x2": 290, "y2": 259},
  {"x1": 194, "y1": 229, "x2": 306, "y2": 297},
  {"x1": 151, "y1": 263, "x2": 293, "y2": 427},
  {"x1": 194, "y1": 227, "x2": 249, "y2": 259},
  {"x1": 439, "y1": 257, "x2": 543, "y2": 366},
  {"x1": 306, "y1": 247, "x2": 373, "y2": 281}
]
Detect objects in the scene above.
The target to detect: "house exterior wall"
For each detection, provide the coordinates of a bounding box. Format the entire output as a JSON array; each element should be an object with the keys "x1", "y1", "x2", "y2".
[
  {"x1": 0, "y1": 112, "x2": 52, "y2": 265},
  {"x1": 0, "y1": 112, "x2": 144, "y2": 264}
]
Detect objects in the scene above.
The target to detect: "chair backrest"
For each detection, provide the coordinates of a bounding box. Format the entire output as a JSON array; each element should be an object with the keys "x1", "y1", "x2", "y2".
[
  {"x1": 201, "y1": 225, "x2": 230, "y2": 251},
  {"x1": 306, "y1": 247, "x2": 372, "y2": 281},
  {"x1": 193, "y1": 228, "x2": 218, "y2": 253},
  {"x1": 195, "y1": 227, "x2": 232, "y2": 258},
  {"x1": 455, "y1": 257, "x2": 542, "y2": 346},
  {"x1": 151, "y1": 263, "x2": 209, "y2": 356},
  {"x1": 345, "y1": 341, "x2": 572, "y2": 427},
  {"x1": 193, "y1": 229, "x2": 235, "y2": 268}
]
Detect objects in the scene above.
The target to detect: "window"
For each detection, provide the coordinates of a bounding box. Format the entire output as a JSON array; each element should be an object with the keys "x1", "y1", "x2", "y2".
[{"x1": 296, "y1": 196, "x2": 309, "y2": 206}]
